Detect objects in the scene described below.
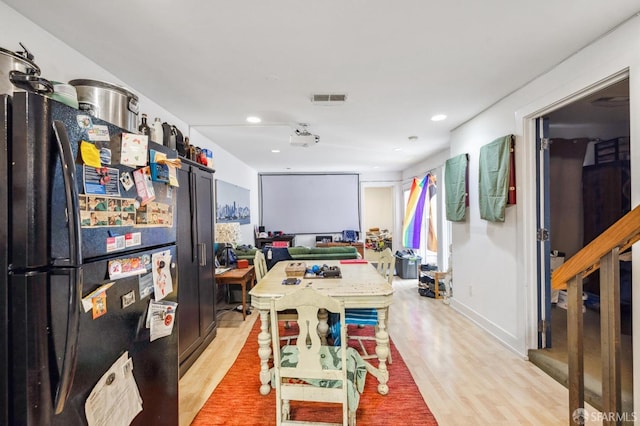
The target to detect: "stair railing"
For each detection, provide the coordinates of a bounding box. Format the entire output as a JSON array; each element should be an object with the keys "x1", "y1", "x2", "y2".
[{"x1": 551, "y1": 204, "x2": 640, "y2": 425}]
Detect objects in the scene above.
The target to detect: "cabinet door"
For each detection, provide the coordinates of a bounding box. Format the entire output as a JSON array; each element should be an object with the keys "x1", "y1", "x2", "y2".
[
  {"x1": 194, "y1": 167, "x2": 216, "y2": 337},
  {"x1": 177, "y1": 164, "x2": 200, "y2": 363}
]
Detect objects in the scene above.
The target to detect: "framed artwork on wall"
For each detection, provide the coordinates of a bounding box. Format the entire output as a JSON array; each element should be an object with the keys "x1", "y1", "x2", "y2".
[{"x1": 216, "y1": 179, "x2": 251, "y2": 224}]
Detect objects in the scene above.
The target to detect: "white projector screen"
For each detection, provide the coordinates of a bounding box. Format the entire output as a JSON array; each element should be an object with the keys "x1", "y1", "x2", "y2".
[{"x1": 260, "y1": 173, "x2": 361, "y2": 234}]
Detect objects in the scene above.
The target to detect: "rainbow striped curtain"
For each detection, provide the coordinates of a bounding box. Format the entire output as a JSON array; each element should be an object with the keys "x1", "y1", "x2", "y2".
[
  {"x1": 426, "y1": 174, "x2": 437, "y2": 251},
  {"x1": 402, "y1": 175, "x2": 428, "y2": 248},
  {"x1": 402, "y1": 174, "x2": 438, "y2": 250}
]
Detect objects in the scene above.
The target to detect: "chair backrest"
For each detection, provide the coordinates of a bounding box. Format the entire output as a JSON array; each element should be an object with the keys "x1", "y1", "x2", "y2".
[
  {"x1": 270, "y1": 287, "x2": 349, "y2": 425},
  {"x1": 254, "y1": 250, "x2": 268, "y2": 281},
  {"x1": 376, "y1": 248, "x2": 394, "y2": 284}
]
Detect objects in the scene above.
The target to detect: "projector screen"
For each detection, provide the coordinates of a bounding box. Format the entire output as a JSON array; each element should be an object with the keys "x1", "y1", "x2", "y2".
[{"x1": 260, "y1": 173, "x2": 361, "y2": 234}]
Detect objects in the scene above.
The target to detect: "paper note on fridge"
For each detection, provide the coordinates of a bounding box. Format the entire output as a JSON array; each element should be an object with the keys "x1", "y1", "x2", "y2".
[
  {"x1": 81, "y1": 282, "x2": 115, "y2": 313},
  {"x1": 80, "y1": 141, "x2": 102, "y2": 168},
  {"x1": 133, "y1": 166, "x2": 155, "y2": 206},
  {"x1": 85, "y1": 351, "x2": 143, "y2": 426},
  {"x1": 120, "y1": 133, "x2": 148, "y2": 167},
  {"x1": 147, "y1": 300, "x2": 178, "y2": 342}
]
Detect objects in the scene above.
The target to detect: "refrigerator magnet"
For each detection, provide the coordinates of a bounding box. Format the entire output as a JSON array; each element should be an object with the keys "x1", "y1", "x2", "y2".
[
  {"x1": 92, "y1": 293, "x2": 107, "y2": 319},
  {"x1": 120, "y1": 171, "x2": 134, "y2": 191},
  {"x1": 77, "y1": 114, "x2": 93, "y2": 129},
  {"x1": 121, "y1": 291, "x2": 136, "y2": 309},
  {"x1": 138, "y1": 273, "x2": 154, "y2": 300},
  {"x1": 87, "y1": 124, "x2": 110, "y2": 142}
]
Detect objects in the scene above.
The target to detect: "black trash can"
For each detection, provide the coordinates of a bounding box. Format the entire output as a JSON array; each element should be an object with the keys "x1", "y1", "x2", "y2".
[{"x1": 394, "y1": 251, "x2": 422, "y2": 279}]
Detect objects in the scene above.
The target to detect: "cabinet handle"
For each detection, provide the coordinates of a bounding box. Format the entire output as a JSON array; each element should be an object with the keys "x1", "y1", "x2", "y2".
[{"x1": 199, "y1": 243, "x2": 206, "y2": 266}]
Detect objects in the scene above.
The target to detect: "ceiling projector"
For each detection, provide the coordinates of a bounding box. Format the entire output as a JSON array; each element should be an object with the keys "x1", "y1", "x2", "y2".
[{"x1": 290, "y1": 129, "x2": 319, "y2": 147}]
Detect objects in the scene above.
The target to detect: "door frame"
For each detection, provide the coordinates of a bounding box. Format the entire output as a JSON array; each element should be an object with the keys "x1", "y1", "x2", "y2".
[
  {"x1": 519, "y1": 69, "x2": 630, "y2": 350},
  {"x1": 536, "y1": 117, "x2": 552, "y2": 348}
]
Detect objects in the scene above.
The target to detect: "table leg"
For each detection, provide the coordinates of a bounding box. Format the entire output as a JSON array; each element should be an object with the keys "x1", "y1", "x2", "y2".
[
  {"x1": 257, "y1": 309, "x2": 272, "y2": 395},
  {"x1": 241, "y1": 281, "x2": 247, "y2": 320},
  {"x1": 374, "y1": 307, "x2": 390, "y2": 395}
]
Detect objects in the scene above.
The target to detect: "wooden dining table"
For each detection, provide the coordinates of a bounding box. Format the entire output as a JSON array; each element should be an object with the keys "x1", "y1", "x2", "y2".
[{"x1": 249, "y1": 260, "x2": 394, "y2": 396}]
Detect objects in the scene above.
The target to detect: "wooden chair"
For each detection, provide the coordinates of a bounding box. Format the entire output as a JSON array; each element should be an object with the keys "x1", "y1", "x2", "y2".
[
  {"x1": 345, "y1": 248, "x2": 393, "y2": 363},
  {"x1": 254, "y1": 250, "x2": 268, "y2": 282},
  {"x1": 270, "y1": 287, "x2": 365, "y2": 426},
  {"x1": 375, "y1": 248, "x2": 394, "y2": 285},
  {"x1": 255, "y1": 249, "x2": 297, "y2": 338}
]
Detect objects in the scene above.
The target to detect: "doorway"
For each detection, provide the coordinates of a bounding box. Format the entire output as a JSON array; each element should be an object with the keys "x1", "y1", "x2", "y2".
[
  {"x1": 362, "y1": 186, "x2": 394, "y2": 262},
  {"x1": 529, "y1": 78, "x2": 633, "y2": 412}
]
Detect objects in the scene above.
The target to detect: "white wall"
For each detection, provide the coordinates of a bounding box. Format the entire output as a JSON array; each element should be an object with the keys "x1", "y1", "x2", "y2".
[
  {"x1": 364, "y1": 187, "x2": 393, "y2": 231},
  {"x1": 426, "y1": 13, "x2": 640, "y2": 410}
]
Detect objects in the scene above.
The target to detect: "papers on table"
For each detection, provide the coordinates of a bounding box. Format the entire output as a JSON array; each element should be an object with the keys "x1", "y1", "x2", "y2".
[
  {"x1": 85, "y1": 352, "x2": 142, "y2": 426},
  {"x1": 215, "y1": 267, "x2": 231, "y2": 275}
]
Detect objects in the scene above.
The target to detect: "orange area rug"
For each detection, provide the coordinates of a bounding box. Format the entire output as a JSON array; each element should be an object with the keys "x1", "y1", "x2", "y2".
[{"x1": 192, "y1": 321, "x2": 438, "y2": 425}]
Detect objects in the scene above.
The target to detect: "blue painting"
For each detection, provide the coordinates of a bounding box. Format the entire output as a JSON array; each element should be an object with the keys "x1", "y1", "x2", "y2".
[{"x1": 216, "y1": 180, "x2": 250, "y2": 224}]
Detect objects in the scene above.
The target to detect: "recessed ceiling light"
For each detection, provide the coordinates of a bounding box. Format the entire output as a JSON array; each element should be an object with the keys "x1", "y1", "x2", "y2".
[
  {"x1": 393, "y1": 148, "x2": 402, "y2": 152},
  {"x1": 431, "y1": 114, "x2": 447, "y2": 121},
  {"x1": 246, "y1": 116, "x2": 262, "y2": 123},
  {"x1": 271, "y1": 149, "x2": 280, "y2": 153}
]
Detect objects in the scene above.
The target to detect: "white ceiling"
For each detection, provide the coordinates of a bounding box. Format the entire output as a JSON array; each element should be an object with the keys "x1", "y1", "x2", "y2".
[{"x1": 4, "y1": 1, "x2": 639, "y2": 173}]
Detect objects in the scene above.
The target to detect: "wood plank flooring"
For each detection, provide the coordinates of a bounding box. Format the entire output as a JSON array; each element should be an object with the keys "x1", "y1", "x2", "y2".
[{"x1": 179, "y1": 278, "x2": 601, "y2": 425}]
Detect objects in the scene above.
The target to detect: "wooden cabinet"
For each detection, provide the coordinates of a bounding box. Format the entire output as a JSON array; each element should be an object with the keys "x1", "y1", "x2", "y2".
[
  {"x1": 177, "y1": 159, "x2": 217, "y2": 377},
  {"x1": 582, "y1": 161, "x2": 631, "y2": 245},
  {"x1": 255, "y1": 234, "x2": 296, "y2": 248}
]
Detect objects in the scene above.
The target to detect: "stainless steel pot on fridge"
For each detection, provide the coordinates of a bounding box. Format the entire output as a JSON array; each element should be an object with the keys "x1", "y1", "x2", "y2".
[
  {"x1": 68, "y1": 79, "x2": 139, "y2": 133},
  {"x1": 0, "y1": 43, "x2": 53, "y2": 95}
]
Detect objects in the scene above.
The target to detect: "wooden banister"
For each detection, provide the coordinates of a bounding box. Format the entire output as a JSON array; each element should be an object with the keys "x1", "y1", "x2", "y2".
[
  {"x1": 551, "y1": 205, "x2": 640, "y2": 290},
  {"x1": 550, "y1": 204, "x2": 639, "y2": 425}
]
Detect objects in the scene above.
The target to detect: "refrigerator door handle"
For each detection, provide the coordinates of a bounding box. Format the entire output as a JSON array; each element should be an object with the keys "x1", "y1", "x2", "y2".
[
  {"x1": 199, "y1": 242, "x2": 206, "y2": 266},
  {"x1": 52, "y1": 121, "x2": 82, "y2": 265},
  {"x1": 53, "y1": 267, "x2": 82, "y2": 414}
]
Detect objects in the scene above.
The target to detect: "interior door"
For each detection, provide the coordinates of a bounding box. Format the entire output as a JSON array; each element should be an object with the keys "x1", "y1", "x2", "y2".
[{"x1": 536, "y1": 117, "x2": 552, "y2": 348}]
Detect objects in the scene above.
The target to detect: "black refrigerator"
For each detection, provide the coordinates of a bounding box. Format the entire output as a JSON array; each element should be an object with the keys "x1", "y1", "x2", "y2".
[{"x1": 1, "y1": 92, "x2": 179, "y2": 425}]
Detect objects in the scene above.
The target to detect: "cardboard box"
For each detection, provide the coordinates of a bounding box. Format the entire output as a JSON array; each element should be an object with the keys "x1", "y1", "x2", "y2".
[{"x1": 285, "y1": 262, "x2": 306, "y2": 277}]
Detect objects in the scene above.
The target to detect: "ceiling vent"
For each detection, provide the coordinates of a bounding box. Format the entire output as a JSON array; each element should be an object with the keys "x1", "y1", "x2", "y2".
[{"x1": 311, "y1": 93, "x2": 347, "y2": 105}]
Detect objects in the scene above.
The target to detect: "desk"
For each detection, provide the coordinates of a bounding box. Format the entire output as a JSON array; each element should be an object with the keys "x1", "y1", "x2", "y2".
[
  {"x1": 316, "y1": 241, "x2": 365, "y2": 258},
  {"x1": 215, "y1": 266, "x2": 255, "y2": 320},
  {"x1": 249, "y1": 260, "x2": 394, "y2": 395}
]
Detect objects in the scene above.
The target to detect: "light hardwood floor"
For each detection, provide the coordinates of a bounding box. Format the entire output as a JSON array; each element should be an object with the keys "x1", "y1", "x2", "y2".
[{"x1": 179, "y1": 278, "x2": 601, "y2": 425}]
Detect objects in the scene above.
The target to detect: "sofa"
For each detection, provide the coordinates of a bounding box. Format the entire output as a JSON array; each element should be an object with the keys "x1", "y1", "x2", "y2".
[{"x1": 234, "y1": 246, "x2": 359, "y2": 265}]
